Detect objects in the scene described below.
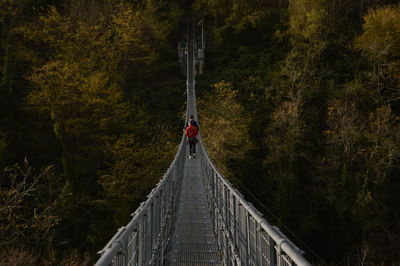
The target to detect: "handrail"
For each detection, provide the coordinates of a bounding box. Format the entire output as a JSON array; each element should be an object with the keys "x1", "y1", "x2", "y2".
[
  {"x1": 96, "y1": 20, "x2": 195, "y2": 266},
  {"x1": 96, "y1": 133, "x2": 186, "y2": 265},
  {"x1": 96, "y1": 18, "x2": 312, "y2": 266},
  {"x1": 197, "y1": 134, "x2": 312, "y2": 266}
]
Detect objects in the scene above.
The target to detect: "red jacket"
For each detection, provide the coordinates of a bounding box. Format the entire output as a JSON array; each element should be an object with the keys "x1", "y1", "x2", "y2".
[{"x1": 185, "y1": 125, "x2": 198, "y2": 138}]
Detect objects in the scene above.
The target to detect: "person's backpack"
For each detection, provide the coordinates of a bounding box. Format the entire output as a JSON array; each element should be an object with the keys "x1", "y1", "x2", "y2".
[{"x1": 186, "y1": 120, "x2": 198, "y2": 129}]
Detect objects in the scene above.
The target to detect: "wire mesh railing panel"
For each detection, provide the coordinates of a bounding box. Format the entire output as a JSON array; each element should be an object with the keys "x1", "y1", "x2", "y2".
[
  {"x1": 260, "y1": 230, "x2": 274, "y2": 265},
  {"x1": 110, "y1": 246, "x2": 124, "y2": 266},
  {"x1": 198, "y1": 142, "x2": 312, "y2": 266},
  {"x1": 279, "y1": 254, "x2": 294, "y2": 266},
  {"x1": 96, "y1": 17, "x2": 312, "y2": 266},
  {"x1": 249, "y1": 216, "x2": 257, "y2": 265},
  {"x1": 96, "y1": 135, "x2": 186, "y2": 266},
  {"x1": 144, "y1": 213, "x2": 152, "y2": 264},
  {"x1": 138, "y1": 218, "x2": 145, "y2": 265},
  {"x1": 238, "y1": 205, "x2": 247, "y2": 264},
  {"x1": 152, "y1": 200, "x2": 159, "y2": 248},
  {"x1": 127, "y1": 230, "x2": 138, "y2": 266}
]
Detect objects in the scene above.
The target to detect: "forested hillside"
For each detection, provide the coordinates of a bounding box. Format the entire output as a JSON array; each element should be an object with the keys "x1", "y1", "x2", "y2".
[
  {"x1": 196, "y1": 0, "x2": 400, "y2": 265},
  {"x1": 1, "y1": 0, "x2": 400, "y2": 265},
  {"x1": 1, "y1": 0, "x2": 185, "y2": 264}
]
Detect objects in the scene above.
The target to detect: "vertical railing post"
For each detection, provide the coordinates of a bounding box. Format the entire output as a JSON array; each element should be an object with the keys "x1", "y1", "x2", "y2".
[
  {"x1": 234, "y1": 196, "x2": 238, "y2": 254},
  {"x1": 150, "y1": 203, "x2": 153, "y2": 263},
  {"x1": 139, "y1": 218, "x2": 144, "y2": 265},
  {"x1": 224, "y1": 185, "x2": 228, "y2": 224},
  {"x1": 134, "y1": 229, "x2": 139, "y2": 266},
  {"x1": 256, "y1": 223, "x2": 261, "y2": 266},
  {"x1": 271, "y1": 236, "x2": 277, "y2": 266},
  {"x1": 246, "y1": 213, "x2": 250, "y2": 265},
  {"x1": 224, "y1": 230, "x2": 229, "y2": 265}
]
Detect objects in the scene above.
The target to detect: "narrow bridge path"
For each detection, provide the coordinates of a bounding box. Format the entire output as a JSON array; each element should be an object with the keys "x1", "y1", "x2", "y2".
[
  {"x1": 95, "y1": 19, "x2": 312, "y2": 266},
  {"x1": 166, "y1": 152, "x2": 222, "y2": 265}
]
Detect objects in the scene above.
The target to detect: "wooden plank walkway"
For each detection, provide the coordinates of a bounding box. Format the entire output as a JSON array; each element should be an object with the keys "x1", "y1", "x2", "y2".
[{"x1": 166, "y1": 150, "x2": 222, "y2": 265}]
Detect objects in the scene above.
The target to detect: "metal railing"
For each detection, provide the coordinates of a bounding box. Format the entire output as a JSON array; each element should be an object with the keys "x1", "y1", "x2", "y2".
[
  {"x1": 96, "y1": 134, "x2": 186, "y2": 266},
  {"x1": 96, "y1": 21, "x2": 194, "y2": 266},
  {"x1": 197, "y1": 140, "x2": 311, "y2": 266},
  {"x1": 96, "y1": 19, "x2": 312, "y2": 266}
]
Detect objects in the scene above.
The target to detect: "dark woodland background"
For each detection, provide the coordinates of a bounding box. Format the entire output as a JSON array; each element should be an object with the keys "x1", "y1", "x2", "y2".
[{"x1": 1, "y1": 0, "x2": 400, "y2": 265}]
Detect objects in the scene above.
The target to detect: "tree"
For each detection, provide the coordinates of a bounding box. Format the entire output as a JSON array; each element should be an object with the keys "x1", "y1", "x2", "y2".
[
  {"x1": 14, "y1": 0, "x2": 183, "y2": 252},
  {"x1": 0, "y1": 160, "x2": 60, "y2": 254},
  {"x1": 354, "y1": 4, "x2": 400, "y2": 106},
  {"x1": 21, "y1": 1, "x2": 155, "y2": 198},
  {"x1": 198, "y1": 82, "x2": 251, "y2": 178},
  {"x1": 325, "y1": 94, "x2": 400, "y2": 262},
  {"x1": 99, "y1": 126, "x2": 176, "y2": 225}
]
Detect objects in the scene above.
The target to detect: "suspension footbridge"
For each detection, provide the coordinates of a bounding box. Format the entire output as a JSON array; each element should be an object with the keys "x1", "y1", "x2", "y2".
[{"x1": 96, "y1": 21, "x2": 312, "y2": 266}]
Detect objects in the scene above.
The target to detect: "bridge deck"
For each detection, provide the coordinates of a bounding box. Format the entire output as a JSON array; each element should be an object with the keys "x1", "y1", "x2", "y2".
[{"x1": 166, "y1": 150, "x2": 222, "y2": 265}]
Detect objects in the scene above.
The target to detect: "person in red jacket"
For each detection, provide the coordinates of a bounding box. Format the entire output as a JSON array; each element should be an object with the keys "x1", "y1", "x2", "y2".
[
  {"x1": 184, "y1": 115, "x2": 199, "y2": 130},
  {"x1": 185, "y1": 121, "x2": 199, "y2": 159}
]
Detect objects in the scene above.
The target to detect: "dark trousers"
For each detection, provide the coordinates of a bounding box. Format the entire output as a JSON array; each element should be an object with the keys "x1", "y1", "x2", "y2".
[{"x1": 188, "y1": 140, "x2": 196, "y2": 155}]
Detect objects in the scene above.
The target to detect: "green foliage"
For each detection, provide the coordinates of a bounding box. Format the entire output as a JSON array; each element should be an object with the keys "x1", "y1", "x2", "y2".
[
  {"x1": 355, "y1": 5, "x2": 400, "y2": 64},
  {"x1": 0, "y1": 160, "x2": 60, "y2": 252},
  {"x1": 289, "y1": 0, "x2": 328, "y2": 47},
  {"x1": 1, "y1": 0, "x2": 183, "y2": 262},
  {"x1": 138, "y1": 0, "x2": 183, "y2": 43},
  {"x1": 198, "y1": 82, "x2": 252, "y2": 178},
  {"x1": 3, "y1": 0, "x2": 400, "y2": 264},
  {"x1": 20, "y1": 1, "x2": 160, "y2": 197},
  {"x1": 354, "y1": 4, "x2": 400, "y2": 105},
  {"x1": 192, "y1": 0, "x2": 285, "y2": 90},
  {"x1": 193, "y1": 0, "x2": 400, "y2": 263},
  {"x1": 99, "y1": 127, "x2": 176, "y2": 225},
  {"x1": 0, "y1": 247, "x2": 91, "y2": 265},
  {"x1": 324, "y1": 97, "x2": 400, "y2": 262}
]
